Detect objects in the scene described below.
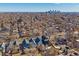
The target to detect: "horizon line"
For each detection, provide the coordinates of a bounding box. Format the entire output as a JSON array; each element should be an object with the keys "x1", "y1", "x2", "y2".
[{"x1": 0, "y1": 11, "x2": 79, "y2": 13}]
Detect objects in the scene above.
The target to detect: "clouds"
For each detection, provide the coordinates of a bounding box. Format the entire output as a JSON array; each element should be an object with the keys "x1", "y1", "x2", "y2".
[{"x1": 0, "y1": 3, "x2": 79, "y2": 12}]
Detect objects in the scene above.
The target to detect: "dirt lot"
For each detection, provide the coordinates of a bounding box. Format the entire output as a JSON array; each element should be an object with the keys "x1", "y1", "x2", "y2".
[{"x1": 0, "y1": 12, "x2": 79, "y2": 56}]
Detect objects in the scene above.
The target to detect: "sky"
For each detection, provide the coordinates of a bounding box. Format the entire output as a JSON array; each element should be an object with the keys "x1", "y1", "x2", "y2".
[{"x1": 0, "y1": 3, "x2": 79, "y2": 12}]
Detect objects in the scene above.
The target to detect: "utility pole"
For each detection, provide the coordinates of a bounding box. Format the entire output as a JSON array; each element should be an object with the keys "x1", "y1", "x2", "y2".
[
  {"x1": 1, "y1": 20, "x2": 4, "y2": 31},
  {"x1": 9, "y1": 18, "x2": 14, "y2": 35},
  {"x1": 17, "y1": 16, "x2": 23, "y2": 38}
]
